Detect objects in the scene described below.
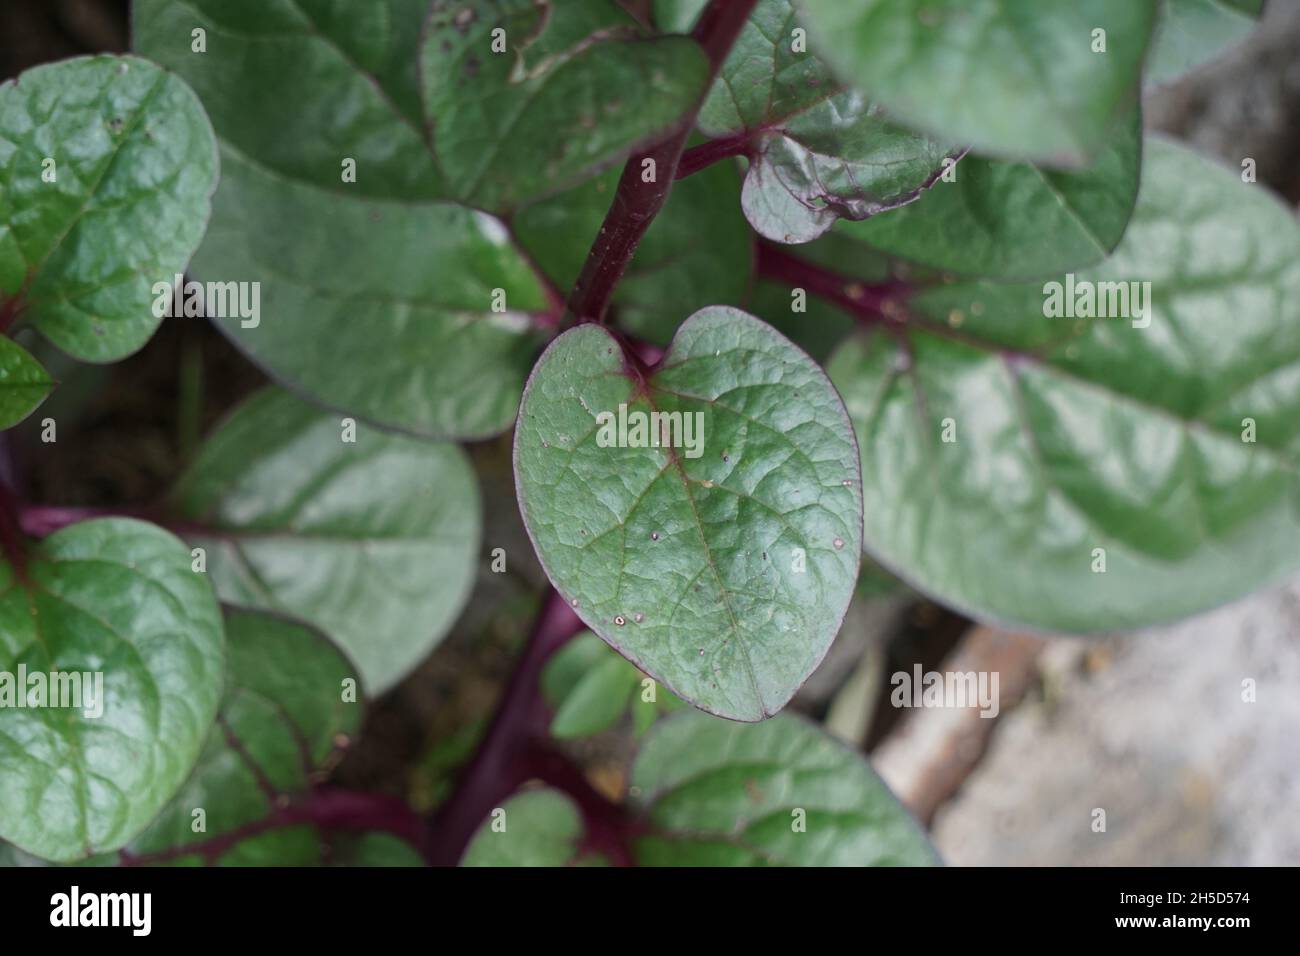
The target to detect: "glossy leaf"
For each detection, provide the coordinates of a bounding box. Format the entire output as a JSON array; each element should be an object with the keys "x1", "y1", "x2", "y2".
[
  {"x1": 829, "y1": 137, "x2": 1300, "y2": 633},
  {"x1": 0, "y1": 518, "x2": 225, "y2": 862},
  {"x1": 169, "y1": 388, "x2": 481, "y2": 692},
  {"x1": 117, "y1": 609, "x2": 371, "y2": 865},
  {"x1": 1146, "y1": 0, "x2": 1262, "y2": 88},
  {"x1": 541, "y1": 631, "x2": 682, "y2": 739},
  {"x1": 839, "y1": 115, "x2": 1142, "y2": 280},
  {"x1": 420, "y1": 0, "x2": 709, "y2": 212},
  {"x1": 461, "y1": 789, "x2": 593, "y2": 867},
  {"x1": 799, "y1": 0, "x2": 1158, "y2": 165},
  {"x1": 514, "y1": 157, "x2": 753, "y2": 344},
  {"x1": 630, "y1": 712, "x2": 937, "y2": 865},
  {"x1": 136, "y1": 0, "x2": 707, "y2": 213},
  {"x1": 0, "y1": 55, "x2": 218, "y2": 361},
  {"x1": 711, "y1": 0, "x2": 954, "y2": 243},
  {"x1": 515, "y1": 307, "x2": 863, "y2": 721},
  {"x1": 190, "y1": 147, "x2": 550, "y2": 440},
  {"x1": 0, "y1": 336, "x2": 53, "y2": 429}
]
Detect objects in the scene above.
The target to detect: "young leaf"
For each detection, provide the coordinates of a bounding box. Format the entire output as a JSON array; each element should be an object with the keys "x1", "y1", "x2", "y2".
[
  {"x1": 0, "y1": 336, "x2": 54, "y2": 429},
  {"x1": 1146, "y1": 0, "x2": 1263, "y2": 88},
  {"x1": 0, "y1": 518, "x2": 225, "y2": 863},
  {"x1": 663, "y1": 0, "x2": 954, "y2": 244},
  {"x1": 462, "y1": 713, "x2": 937, "y2": 866},
  {"x1": 0, "y1": 55, "x2": 218, "y2": 362},
  {"x1": 630, "y1": 712, "x2": 937, "y2": 865},
  {"x1": 838, "y1": 114, "x2": 1142, "y2": 280},
  {"x1": 190, "y1": 148, "x2": 550, "y2": 440},
  {"x1": 108, "y1": 609, "x2": 418, "y2": 866},
  {"x1": 513, "y1": 157, "x2": 753, "y2": 344},
  {"x1": 461, "y1": 789, "x2": 593, "y2": 867},
  {"x1": 419, "y1": 0, "x2": 709, "y2": 212},
  {"x1": 168, "y1": 387, "x2": 482, "y2": 692},
  {"x1": 829, "y1": 136, "x2": 1300, "y2": 634},
  {"x1": 799, "y1": 0, "x2": 1158, "y2": 165},
  {"x1": 541, "y1": 631, "x2": 682, "y2": 740},
  {"x1": 514, "y1": 307, "x2": 863, "y2": 721}
]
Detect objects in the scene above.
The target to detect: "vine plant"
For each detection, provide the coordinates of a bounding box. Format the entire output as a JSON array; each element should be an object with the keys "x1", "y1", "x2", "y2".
[{"x1": 0, "y1": 0, "x2": 1290, "y2": 866}]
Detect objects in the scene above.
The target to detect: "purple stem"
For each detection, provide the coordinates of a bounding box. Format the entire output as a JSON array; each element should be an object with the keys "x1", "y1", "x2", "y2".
[{"x1": 756, "y1": 239, "x2": 913, "y2": 325}]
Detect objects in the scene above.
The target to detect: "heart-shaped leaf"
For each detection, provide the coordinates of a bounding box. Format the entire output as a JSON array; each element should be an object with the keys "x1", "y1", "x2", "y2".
[
  {"x1": 462, "y1": 712, "x2": 937, "y2": 865},
  {"x1": 420, "y1": 0, "x2": 708, "y2": 212},
  {"x1": 112, "y1": 609, "x2": 420, "y2": 866},
  {"x1": 0, "y1": 518, "x2": 225, "y2": 863},
  {"x1": 838, "y1": 114, "x2": 1142, "y2": 280},
  {"x1": 514, "y1": 156, "x2": 753, "y2": 345},
  {"x1": 1146, "y1": 0, "x2": 1262, "y2": 88},
  {"x1": 191, "y1": 147, "x2": 550, "y2": 439},
  {"x1": 0, "y1": 55, "x2": 218, "y2": 362},
  {"x1": 799, "y1": 0, "x2": 1158, "y2": 165},
  {"x1": 829, "y1": 137, "x2": 1300, "y2": 633},
  {"x1": 169, "y1": 387, "x2": 482, "y2": 692},
  {"x1": 0, "y1": 336, "x2": 53, "y2": 429},
  {"x1": 514, "y1": 307, "x2": 863, "y2": 721}
]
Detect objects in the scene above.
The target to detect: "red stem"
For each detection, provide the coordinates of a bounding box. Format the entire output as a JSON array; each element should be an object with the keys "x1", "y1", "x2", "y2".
[
  {"x1": 756, "y1": 239, "x2": 913, "y2": 325},
  {"x1": 676, "y1": 131, "x2": 752, "y2": 179},
  {"x1": 118, "y1": 788, "x2": 428, "y2": 866},
  {"x1": 566, "y1": 0, "x2": 760, "y2": 324},
  {"x1": 424, "y1": 588, "x2": 588, "y2": 865}
]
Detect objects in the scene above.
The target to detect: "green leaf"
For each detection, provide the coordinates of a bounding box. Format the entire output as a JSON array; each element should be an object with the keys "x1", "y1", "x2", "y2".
[
  {"x1": 542, "y1": 631, "x2": 680, "y2": 739},
  {"x1": 135, "y1": 0, "x2": 708, "y2": 213},
  {"x1": 1146, "y1": 0, "x2": 1262, "y2": 88},
  {"x1": 828, "y1": 137, "x2": 1300, "y2": 633},
  {"x1": 0, "y1": 518, "x2": 225, "y2": 862},
  {"x1": 697, "y1": 0, "x2": 955, "y2": 243},
  {"x1": 838, "y1": 114, "x2": 1142, "y2": 280},
  {"x1": 118, "y1": 608, "x2": 369, "y2": 865},
  {"x1": 799, "y1": 0, "x2": 1158, "y2": 165},
  {"x1": 461, "y1": 789, "x2": 593, "y2": 866},
  {"x1": 630, "y1": 712, "x2": 937, "y2": 865},
  {"x1": 0, "y1": 55, "x2": 218, "y2": 361},
  {"x1": 420, "y1": 0, "x2": 709, "y2": 212},
  {"x1": 515, "y1": 307, "x2": 863, "y2": 721},
  {"x1": 0, "y1": 336, "x2": 53, "y2": 428},
  {"x1": 169, "y1": 387, "x2": 481, "y2": 692},
  {"x1": 514, "y1": 156, "x2": 753, "y2": 344},
  {"x1": 190, "y1": 147, "x2": 550, "y2": 440}
]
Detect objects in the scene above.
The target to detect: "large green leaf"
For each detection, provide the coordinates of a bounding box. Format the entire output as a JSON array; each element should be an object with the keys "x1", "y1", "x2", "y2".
[
  {"x1": 419, "y1": 0, "x2": 708, "y2": 211},
  {"x1": 462, "y1": 713, "x2": 936, "y2": 866},
  {"x1": 135, "y1": 0, "x2": 707, "y2": 213},
  {"x1": 115, "y1": 609, "x2": 419, "y2": 866},
  {"x1": 0, "y1": 336, "x2": 53, "y2": 429},
  {"x1": 169, "y1": 387, "x2": 481, "y2": 692},
  {"x1": 514, "y1": 307, "x2": 862, "y2": 721},
  {"x1": 514, "y1": 156, "x2": 753, "y2": 344},
  {"x1": 1146, "y1": 0, "x2": 1263, "y2": 88},
  {"x1": 192, "y1": 148, "x2": 549, "y2": 440},
  {"x1": 0, "y1": 518, "x2": 225, "y2": 862},
  {"x1": 838, "y1": 115, "x2": 1142, "y2": 280},
  {"x1": 0, "y1": 55, "x2": 218, "y2": 361},
  {"x1": 828, "y1": 137, "x2": 1300, "y2": 633},
  {"x1": 631, "y1": 712, "x2": 936, "y2": 865},
  {"x1": 799, "y1": 0, "x2": 1158, "y2": 165}
]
